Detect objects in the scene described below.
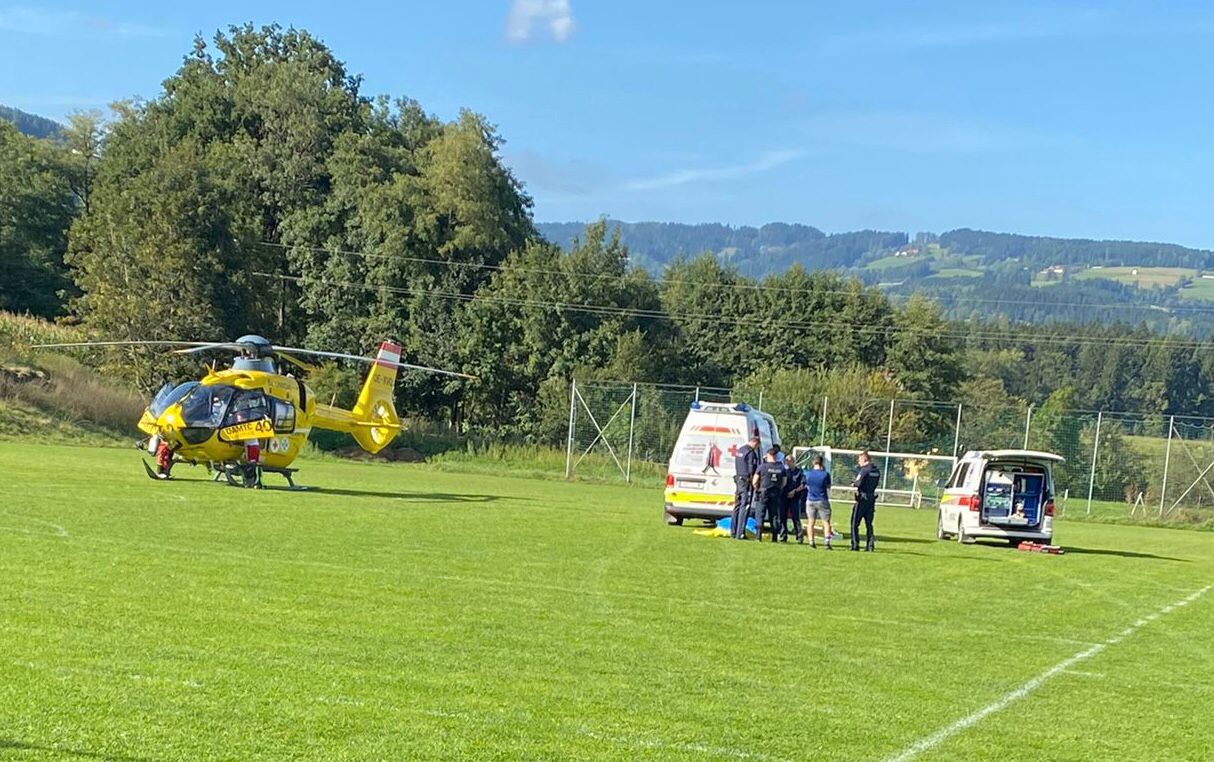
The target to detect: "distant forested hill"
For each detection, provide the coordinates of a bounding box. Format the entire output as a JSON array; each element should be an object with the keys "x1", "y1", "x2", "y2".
[
  {"x1": 0, "y1": 106, "x2": 63, "y2": 140},
  {"x1": 537, "y1": 220, "x2": 907, "y2": 276},
  {"x1": 537, "y1": 220, "x2": 1214, "y2": 276},
  {"x1": 938, "y1": 229, "x2": 1210, "y2": 269}
]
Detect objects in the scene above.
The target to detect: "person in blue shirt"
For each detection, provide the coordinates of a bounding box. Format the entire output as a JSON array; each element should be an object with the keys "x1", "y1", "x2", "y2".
[{"x1": 804, "y1": 455, "x2": 833, "y2": 549}]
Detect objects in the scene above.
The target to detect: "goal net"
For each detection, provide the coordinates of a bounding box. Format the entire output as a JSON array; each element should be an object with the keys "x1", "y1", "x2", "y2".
[{"x1": 791, "y1": 446, "x2": 958, "y2": 509}]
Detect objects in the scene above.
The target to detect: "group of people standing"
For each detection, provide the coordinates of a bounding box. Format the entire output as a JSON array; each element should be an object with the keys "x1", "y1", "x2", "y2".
[{"x1": 729, "y1": 436, "x2": 881, "y2": 551}]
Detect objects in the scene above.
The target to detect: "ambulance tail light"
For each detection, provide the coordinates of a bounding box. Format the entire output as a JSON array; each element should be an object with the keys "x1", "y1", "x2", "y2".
[
  {"x1": 959, "y1": 494, "x2": 982, "y2": 512},
  {"x1": 1044, "y1": 499, "x2": 1055, "y2": 517},
  {"x1": 666, "y1": 473, "x2": 675, "y2": 487}
]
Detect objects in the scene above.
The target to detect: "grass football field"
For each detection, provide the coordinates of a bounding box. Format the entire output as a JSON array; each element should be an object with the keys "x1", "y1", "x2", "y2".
[{"x1": 1, "y1": 443, "x2": 1212, "y2": 761}]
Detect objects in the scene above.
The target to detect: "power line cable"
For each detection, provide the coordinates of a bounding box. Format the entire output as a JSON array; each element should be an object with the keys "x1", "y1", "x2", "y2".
[
  {"x1": 253, "y1": 271, "x2": 1214, "y2": 351},
  {"x1": 260, "y1": 241, "x2": 1214, "y2": 316}
]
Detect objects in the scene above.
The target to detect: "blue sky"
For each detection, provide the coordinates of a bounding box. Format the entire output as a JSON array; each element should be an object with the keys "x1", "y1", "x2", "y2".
[{"x1": 2, "y1": 1, "x2": 1213, "y2": 247}]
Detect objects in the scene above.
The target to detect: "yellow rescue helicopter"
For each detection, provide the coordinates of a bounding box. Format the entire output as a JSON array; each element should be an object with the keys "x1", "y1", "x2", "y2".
[{"x1": 34, "y1": 335, "x2": 472, "y2": 488}]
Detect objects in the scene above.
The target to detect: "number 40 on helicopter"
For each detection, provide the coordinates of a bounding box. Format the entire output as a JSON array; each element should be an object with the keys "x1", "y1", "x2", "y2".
[{"x1": 34, "y1": 336, "x2": 473, "y2": 488}]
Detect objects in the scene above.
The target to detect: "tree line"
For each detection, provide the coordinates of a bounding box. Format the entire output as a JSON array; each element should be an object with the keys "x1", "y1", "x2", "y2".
[{"x1": 5, "y1": 24, "x2": 1214, "y2": 452}]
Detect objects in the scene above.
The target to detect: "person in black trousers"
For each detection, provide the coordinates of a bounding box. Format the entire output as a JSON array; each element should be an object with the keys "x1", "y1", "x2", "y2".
[
  {"x1": 754, "y1": 448, "x2": 787, "y2": 542},
  {"x1": 730, "y1": 435, "x2": 761, "y2": 540},
  {"x1": 850, "y1": 450, "x2": 881, "y2": 551},
  {"x1": 781, "y1": 454, "x2": 806, "y2": 543}
]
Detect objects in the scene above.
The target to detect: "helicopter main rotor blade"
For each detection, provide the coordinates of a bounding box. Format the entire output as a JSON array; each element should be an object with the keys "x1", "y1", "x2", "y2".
[
  {"x1": 170, "y1": 343, "x2": 250, "y2": 355},
  {"x1": 271, "y1": 346, "x2": 477, "y2": 380},
  {"x1": 32, "y1": 340, "x2": 226, "y2": 350}
]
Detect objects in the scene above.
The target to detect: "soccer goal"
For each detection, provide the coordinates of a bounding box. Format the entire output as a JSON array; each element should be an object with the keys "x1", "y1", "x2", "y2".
[{"x1": 791, "y1": 445, "x2": 958, "y2": 509}]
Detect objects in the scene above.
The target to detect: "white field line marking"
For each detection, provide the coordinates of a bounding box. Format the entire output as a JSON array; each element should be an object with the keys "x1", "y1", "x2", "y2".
[
  {"x1": 0, "y1": 512, "x2": 68, "y2": 537},
  {"x1": 886, "y1": 584, "x2": 1212, "y2": 762}
]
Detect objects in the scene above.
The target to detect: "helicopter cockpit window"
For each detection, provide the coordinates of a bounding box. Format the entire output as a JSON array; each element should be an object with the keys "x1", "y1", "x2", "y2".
[
  {"x1": 222, "y1": 390, "x2": 270, "y2": 428},
  {"x1": 179, "y1": 385, "x2": 235, "y2": 428},
  {"x1": 148, "y1": 381, "x2": 200, "y2": 418},
  {"x1": 272, "y1": 399, "x2": 296, "y2": 433}
]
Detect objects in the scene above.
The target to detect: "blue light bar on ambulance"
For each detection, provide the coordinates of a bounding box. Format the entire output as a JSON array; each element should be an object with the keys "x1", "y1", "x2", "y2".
[
  {"x1": 735, "y1": 403, "x2": 750, "y2": 412},
  {"x1": 689, "y1": 401, "x2": 701, "y2": 410}
]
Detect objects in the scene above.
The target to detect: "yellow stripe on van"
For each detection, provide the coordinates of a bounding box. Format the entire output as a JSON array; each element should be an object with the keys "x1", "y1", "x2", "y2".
[{"x1": 665, "y1": 489, "x2": 734, "y2": 506}]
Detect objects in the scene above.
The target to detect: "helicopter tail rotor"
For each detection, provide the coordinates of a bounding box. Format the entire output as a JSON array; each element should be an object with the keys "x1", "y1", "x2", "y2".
[{"x1": 349, "y1": 341, "x2": 403, "y2": 454}]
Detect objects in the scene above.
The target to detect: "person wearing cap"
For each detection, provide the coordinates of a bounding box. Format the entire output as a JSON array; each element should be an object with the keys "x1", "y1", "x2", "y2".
[
  {"x1": 850, "y1": 450, "x2": 881, "y2": 551},
  {"x1": 730, "y1": 435, "x2": 761, "y2": 540}
]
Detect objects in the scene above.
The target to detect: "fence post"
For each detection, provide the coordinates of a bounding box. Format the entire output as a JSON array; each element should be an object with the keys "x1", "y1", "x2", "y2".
[
  {"x1": 953, "y1": 403, "x2": 963, "y2": 459},
  {"x1": 564, "y1": 379, "x2": 577, "y2": 479},
  {"x1": 1086, "y1": 410, "x2": 1103, "y2": 515},
  {"x1": 1023, "y1": 404, "x2": 1033, "y2": 449},
  {"x1": 819, "y1": 395, "x2": 828, "y2": 445},
  {"x1": 882, "y1": 398, "x2": 895, "y2": 490},
  {"x1": 1159, "y1": 415, "x2": 1174, "y2": 518},
  {"x1": 625, "y1": 383, "x2": 638, "y2": 484},
  {"x1": 694, "y1": 386, "x2": 700, "y2": 402},
  {"x1": 758, "y1": 389, "x2": 764, "y2": 410}
]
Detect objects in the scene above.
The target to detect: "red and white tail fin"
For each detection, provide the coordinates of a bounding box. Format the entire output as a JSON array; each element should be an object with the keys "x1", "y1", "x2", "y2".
[{"x1": 351, "y1": 341, "x2": 402, "y2": 453}]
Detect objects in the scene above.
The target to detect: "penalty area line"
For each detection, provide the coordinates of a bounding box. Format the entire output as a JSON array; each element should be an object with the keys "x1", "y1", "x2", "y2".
[{"x1": 885, "y1": 584, "x2": 1212, "y2": 762}]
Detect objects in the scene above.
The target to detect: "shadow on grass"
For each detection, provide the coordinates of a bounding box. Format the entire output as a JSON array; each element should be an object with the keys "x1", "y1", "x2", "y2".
[
  {"x1": 837, "y1": 531, "x2": 935, "y2": 546},
  {"x1": 962, "y1": 539, "x2": 1189, "y2": 562},
  {"x1": 0, "y1": 739, "x2": 151, "y2": 762},
  {"x1": 869, "y1": 534, "x2": 935, "y2": 545},
  {"x1": 1059, "y1": 545, "x2": 1190, "y2": 562},
  {"x1": 305, "y1": 486, "x2": 511, "y2": 503}
]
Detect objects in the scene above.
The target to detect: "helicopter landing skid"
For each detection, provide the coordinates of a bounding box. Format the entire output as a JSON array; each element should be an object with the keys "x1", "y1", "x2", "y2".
[
  {"x1": 141, "y1": 459, "x2": 170, "y2": 481},
  {"x1": 211, "y1": 462, "x2": 306, "y2": 490},
  {"x1": 263, "y1": 466, "x2": 307, "y2": 491}
]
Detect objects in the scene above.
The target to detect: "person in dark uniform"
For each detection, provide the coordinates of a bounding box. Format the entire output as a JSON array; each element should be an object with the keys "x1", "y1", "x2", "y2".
[
  {"x1": 850, "y1": 450, "x2": 881, "y2": 551},
  {"x1": 754, "y1": 448, "x2": 787, "y2": 542},
  {"x1": 730, "y1": 435, "x2": 761, "y2": 540},
  {"x1": 781, "y1": 454, "x2": 806, "y2": 543}
]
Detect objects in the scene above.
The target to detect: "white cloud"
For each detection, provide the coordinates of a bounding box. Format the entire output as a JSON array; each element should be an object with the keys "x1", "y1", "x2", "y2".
[
  {"x1": 623, "y1": 149, "x2": 807, "y2": 192},
  {"x1": 0, "y1": 6, "x2": 168, "y2": 37},
  {"x1": 506, "y1": 0, "x2": 575, "y2": 44}
]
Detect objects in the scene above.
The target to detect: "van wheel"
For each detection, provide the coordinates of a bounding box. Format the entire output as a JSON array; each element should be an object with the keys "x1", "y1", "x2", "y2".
[
  {"x1": 957, "y1": 521, "x2": 973, "y2": 544},
  {"x1": 936, "y1": 511, "x2": 949, "y2": 540},
  {"x1": 665, "y1": 511, "x2": 683, "y2": 526}
]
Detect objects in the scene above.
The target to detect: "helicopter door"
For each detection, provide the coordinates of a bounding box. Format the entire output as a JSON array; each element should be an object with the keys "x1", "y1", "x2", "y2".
[
  {"x1": 223, "y1": 390, "x2": 270, "y2": 426},
  {"x1": 218, "y1": 390, "x2": 274, "y2": 442}
]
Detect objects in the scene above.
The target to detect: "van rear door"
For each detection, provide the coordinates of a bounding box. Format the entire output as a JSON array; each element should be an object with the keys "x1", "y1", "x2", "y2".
[
  {"x1": 978, "y1": 456, "x2": 1056, "y2": 528},
  {"x1": 668, "y1": 411, "x2": 746, "y2": 491}
]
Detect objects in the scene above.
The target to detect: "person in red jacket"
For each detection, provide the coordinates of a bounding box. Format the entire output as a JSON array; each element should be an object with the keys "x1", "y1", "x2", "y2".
[
  {"x1": 242, "y1": 440, "x2": 262, "y2": 488},
  {"x1": 155, "y1": 440, "x2": 175, "y2": 478}
]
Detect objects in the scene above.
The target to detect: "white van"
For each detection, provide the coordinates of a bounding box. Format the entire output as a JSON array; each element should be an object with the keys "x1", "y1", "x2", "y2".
[
  {"x1": 937, "y1": 450, "x2": 1063, "y2": 545},
  {"x1": 663, "y1": 401, "x2": 780, "y2": 525}
]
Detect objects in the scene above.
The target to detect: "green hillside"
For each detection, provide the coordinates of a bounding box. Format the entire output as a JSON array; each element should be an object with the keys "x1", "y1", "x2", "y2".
[{"x1": 0, "y1": 104, "x2": 64, "y2": 139}]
